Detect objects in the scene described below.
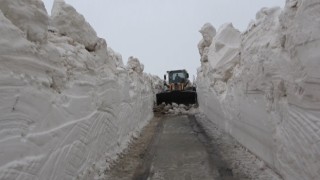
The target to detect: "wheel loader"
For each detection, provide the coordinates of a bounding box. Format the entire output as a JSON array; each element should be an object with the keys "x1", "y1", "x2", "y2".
[{"x1": 156, "y1": 69, "x2": 197, "y2": 105}]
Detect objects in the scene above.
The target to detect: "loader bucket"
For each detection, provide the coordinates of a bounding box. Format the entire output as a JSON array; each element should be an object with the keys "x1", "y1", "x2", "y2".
[{"x1": 156, "y1": 90, "x2": 197, "y2": 105}]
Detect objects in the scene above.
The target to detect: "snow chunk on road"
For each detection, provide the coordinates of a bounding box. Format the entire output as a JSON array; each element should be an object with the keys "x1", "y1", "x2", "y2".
[{"x1": 154, "y1": 103, "x2": 199, "y2": 115}]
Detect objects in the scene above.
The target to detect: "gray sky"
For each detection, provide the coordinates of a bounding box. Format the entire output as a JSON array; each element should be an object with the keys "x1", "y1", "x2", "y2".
[{"x1": 43, "y1": 0, "x2": 285, "y2": 79}]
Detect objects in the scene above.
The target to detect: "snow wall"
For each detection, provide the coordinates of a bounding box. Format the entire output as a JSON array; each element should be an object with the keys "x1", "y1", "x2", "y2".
[
  {"x1": 0, "y1": 0, "x2": 161, "y2": 179},
  {"x1": 197, "y1": 0, "x2": 320, "y2": 179}
]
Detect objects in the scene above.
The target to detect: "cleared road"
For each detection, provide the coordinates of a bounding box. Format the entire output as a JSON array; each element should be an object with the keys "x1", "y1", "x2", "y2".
[
  {"x1": 133, "y1": 115, "x2": 235, "y2": 180},
  {"x1": 105, "y1": 114, "x2": 281, "y2": 180}
]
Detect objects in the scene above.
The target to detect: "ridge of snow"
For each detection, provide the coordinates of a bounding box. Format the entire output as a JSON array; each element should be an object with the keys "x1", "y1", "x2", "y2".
[
  {"x1": 0, "y1": 0, "x2": 49, "y2": 43},
  {"x1": 51, "y1": 0, "x2": 99, "y2": 51}
]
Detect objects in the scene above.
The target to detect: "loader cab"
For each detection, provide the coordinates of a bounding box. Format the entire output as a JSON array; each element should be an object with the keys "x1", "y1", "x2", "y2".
[
  {"x1": 167, "y1": 70, "x2": 189, "y2": 84},
  {"x1": 157, "y1": 69, "x2": 197, "y2": 105}
]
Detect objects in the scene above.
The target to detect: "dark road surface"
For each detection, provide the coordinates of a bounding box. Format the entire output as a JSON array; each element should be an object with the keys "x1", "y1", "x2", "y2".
[{"x1": 133, "y1": 115, "x2": 235, "y2": 180}]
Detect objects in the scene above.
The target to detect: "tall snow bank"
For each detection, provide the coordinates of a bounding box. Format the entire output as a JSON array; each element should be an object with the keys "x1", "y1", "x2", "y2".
[
  {"x1": 197, "y1": 1, "x2": 320, "y2": 179},
  {"x1": 0, "y1": 1, "x2": 156, "y2": 180}
]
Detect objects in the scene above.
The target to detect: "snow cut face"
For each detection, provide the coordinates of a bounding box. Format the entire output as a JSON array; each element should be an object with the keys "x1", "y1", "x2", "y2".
[
  {"x1": 197, "y1": 0, "x2": 320, "y2": 179},
  {"x1": 0, "y1": 1, "x2": 161, "y2": 180}
]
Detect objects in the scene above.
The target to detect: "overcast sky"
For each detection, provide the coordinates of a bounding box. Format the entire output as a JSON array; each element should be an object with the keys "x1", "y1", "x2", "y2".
[{"x1": 43, "y1": 0, "x2": 285, "y2": 79}]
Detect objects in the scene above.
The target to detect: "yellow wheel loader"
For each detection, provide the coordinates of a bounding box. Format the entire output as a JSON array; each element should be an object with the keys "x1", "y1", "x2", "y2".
[{"x1": 156, "y1": 69, "x2": 197, "y2": 105}]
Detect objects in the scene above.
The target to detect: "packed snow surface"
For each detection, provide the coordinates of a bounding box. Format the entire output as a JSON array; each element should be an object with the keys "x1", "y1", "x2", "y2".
[
  {"x1": 0, "y1": 0, "x2": 161, "y2": 179},
  {"x1": 197, "y1": 0, "x2": 320, "y2": 179}
]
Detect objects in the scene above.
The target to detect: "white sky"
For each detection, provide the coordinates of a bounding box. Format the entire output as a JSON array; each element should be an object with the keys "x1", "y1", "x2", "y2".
[{"x1": 43, "y1": 0, "x2": 285, "y2": 79}]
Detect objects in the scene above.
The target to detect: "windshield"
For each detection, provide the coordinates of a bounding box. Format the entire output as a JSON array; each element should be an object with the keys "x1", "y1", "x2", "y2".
[{"x1": 169, "y1": 72, "x2": 186, "y2": 83}]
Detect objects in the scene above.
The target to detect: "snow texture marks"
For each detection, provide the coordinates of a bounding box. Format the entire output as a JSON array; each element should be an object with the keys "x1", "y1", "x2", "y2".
[
  {"x1": 276, "y1": 1, "x2": 320, "y2": 179},
  {"x1": 0, "y1": 1, "x2": 160, "y2": 180},
  {"x1": 197, "y1": 1, "x2": 320, "y2": 179}
]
